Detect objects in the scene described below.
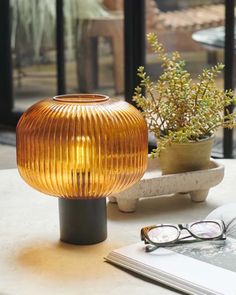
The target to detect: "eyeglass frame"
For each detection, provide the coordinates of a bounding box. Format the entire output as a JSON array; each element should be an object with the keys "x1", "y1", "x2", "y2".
[{"x1": 141, "y1": 219, "x2": 226, "y2": 252}]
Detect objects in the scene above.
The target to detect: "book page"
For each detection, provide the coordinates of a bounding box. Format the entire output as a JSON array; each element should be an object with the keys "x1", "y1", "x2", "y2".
[
  {"x1": 107, "y1": 241, "x2": 236, "y2": 295},
  {"x1": 206, "y1": 202, "x2": 236, "y2": 239}
]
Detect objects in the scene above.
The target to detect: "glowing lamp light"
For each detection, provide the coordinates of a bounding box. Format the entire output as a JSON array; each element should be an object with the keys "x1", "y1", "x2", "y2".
[{"x1": 16, "y1": 94, "x2": 148, "y2": 244}]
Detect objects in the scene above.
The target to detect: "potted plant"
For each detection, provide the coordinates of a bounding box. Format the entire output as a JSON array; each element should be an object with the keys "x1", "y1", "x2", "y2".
[{"x1": 133, "y1": 33, "x2": 236, "y2": 175}]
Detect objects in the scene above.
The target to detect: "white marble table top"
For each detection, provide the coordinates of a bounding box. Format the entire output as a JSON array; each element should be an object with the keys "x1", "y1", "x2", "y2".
[{"x1": 1, "y1": 160, "x2": 236, "y2": 295}]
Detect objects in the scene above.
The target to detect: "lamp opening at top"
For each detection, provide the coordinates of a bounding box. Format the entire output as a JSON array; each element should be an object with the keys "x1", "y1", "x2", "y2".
[{"x1": 53, "y1": 94, "x2": 109, "y2": 103}]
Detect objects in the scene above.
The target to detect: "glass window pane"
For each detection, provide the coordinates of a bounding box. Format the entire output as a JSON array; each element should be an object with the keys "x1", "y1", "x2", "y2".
[
  {"x1": 65, "y1": 0, "x2": 124, "y2": 98},
  {"x1": 11, "y1": 0, "x2": 57, "y2": 111},
  {"x1": 11, "y1": 0, "x2": 125, "y2": 113},
  {"x1": 145, "y1": 0, "x2": 229, "y2": 157}
]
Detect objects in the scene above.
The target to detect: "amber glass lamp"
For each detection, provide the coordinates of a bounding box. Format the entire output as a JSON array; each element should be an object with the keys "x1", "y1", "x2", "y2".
[{"x1": 16, "y1": 94, "x2": 148, "y2": 244}]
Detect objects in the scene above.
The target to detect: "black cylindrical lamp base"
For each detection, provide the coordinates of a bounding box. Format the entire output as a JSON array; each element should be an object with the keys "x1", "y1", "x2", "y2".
[{"x1": 58, "y1": 198, "x2": 107, "y2": 245}]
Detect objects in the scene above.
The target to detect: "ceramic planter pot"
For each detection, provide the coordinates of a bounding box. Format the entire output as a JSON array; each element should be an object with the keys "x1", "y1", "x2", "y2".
[{"x1": 159, "y1": 136, "x2": 214, "y2": 175}]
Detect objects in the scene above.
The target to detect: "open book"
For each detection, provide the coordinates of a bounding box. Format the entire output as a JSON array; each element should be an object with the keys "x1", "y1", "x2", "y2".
[{"x1": 105, "y1": 203, "x2": 236, "y2": 295}]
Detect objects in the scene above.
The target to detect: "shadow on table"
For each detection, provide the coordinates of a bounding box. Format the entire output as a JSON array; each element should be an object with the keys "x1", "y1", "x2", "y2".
[
  {"x1": 14, "y1": 239, "x2": 120, "y2": 280},
  {"x1": 107, "y1": 193, "x2": 217, "y2": 222}
]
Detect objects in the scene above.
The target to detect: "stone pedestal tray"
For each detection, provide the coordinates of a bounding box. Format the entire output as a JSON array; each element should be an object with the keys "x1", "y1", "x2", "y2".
[{"x1": 109, "y1": 157, "x2": 224, "y2": 213}]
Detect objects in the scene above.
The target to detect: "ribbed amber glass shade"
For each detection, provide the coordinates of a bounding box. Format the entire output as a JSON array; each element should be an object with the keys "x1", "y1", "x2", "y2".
[{"x1": 16, "y1": 94, "x2": 148, "y2": 199}]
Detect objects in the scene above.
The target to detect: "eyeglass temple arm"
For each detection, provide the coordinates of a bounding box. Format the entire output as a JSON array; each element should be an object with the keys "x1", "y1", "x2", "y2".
[
  {"x1": 178, "y1": 234, "x2": 192, "y2": 241},
  {"x1": 145, "y1": 238, "x2": 198, "y2": 252},
  {"x1": 145, "y1": 245, "x2": 159, "y2": 252},
  {"x1": 145, "y1": 236, "x2": 227, "y2": 253},
  {"x1": 144, "y1": 234, "x2": 194, "y2": 252},
  {"x1": 225, "y1": 216, "x2": 236, "y2": 231},
  {"x1": 140, "y1": 230, "x2": 149, "y2": 244}
]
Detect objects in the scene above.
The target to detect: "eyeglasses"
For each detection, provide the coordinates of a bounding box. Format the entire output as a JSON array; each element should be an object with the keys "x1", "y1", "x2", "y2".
[{"x1": 141, "y1": 220, "x2": 226, "y2": 252}]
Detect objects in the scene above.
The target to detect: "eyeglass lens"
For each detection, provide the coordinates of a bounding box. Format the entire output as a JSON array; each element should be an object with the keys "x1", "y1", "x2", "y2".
[
  {"x1": 147, "y1": 226, "x2": 179, "y2": 244},
  {"x1": 190, "y1": 221, "x2": 222, "y2": 239}
]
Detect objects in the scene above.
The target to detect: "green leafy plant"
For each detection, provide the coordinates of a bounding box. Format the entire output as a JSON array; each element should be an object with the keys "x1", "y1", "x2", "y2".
[{"x1": 133, "y1": 33, "x2": 236, "y2": 156}]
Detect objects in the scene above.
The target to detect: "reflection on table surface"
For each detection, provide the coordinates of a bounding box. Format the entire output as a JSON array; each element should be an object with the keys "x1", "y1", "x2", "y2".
[{"x1": 192, "y1": 26, "x2": 236, "y2": 49}]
